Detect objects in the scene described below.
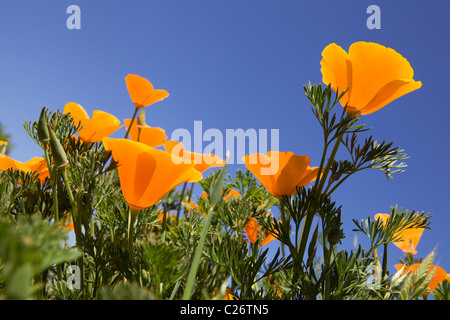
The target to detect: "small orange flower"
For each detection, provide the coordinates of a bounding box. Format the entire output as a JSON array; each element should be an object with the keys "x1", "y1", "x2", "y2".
[
  {"x1": 375, "y1": 213, "x2": 424, "y2": 255},
  {"x1": 321, "y1": 41, "x2": 422, "y2": 115},
  {"x1": 125, "y1": 74, "x2": 169, "y2": 108},
  {"x1": 156, "y1": 211, "x2": 176, "y2": 226},
  {"x1": 59, "y1": 213, "x2": 75, "y2": 231},
  {"x1": 102, "y1": 138, "x2": 202, "y2": 212},
  {"x1": 244, "y1": 218, "x2": 276, "y2": 246},
  {"x1": 123, "y1": 119, "x2": 167, "y2": 148},
  {"x1": 64, "y1": 102, "x2": 124, "y2": 143},
  {"x1": 164, "y1": 140, "x2": 225, "y2": 173},
  {"x1": 181, "y1": 200, "x2": 200, "y2": 213},
  {"x1": 395, "y1": 263, "x2": 449, "y2": 296},
  {"x1": 0, "y1": 155, "x2": 49, "y2": 182},
  {"x1": 223, "y1": 189, "x2": 241, "y2": 201},
  {"x1": 242, "y1": 151, "x2": 320, "y2": 199}
]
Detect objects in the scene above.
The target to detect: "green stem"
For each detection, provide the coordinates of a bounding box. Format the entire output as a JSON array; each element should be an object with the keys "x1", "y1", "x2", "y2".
[
  {"x1": 176, "y1": 182, "x2": 187, "y2": 223},
  {"x1": 128, "y1": 207, "x2": 140, "y2": 265},
  {"x1": 297, "y1": 133, "x2": 344, "y2": 264},
  {"x1": 182, "y1": 207, "x2": 213, "y2": 300},
  {"x1": 382, "y1": 243, "x2": 388, "y2": 279},
  {"x1": 279, "y1": 201, "x2": 287, "y2": 260},
  {"x1": 60, "y1": 167, "x2": 86, "y2": 296},
  {"x1": 124, "y1": 107, "x2": 139, "y2": 139}
]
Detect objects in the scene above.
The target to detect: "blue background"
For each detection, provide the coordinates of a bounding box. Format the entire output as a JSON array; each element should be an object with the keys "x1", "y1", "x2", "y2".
[{"x1": 1, "y1": 1, "x2": 449, "y2": 277}]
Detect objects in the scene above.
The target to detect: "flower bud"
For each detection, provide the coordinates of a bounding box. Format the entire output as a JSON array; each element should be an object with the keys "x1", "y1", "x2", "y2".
[
  {"x1": 137, "y1": 108, "x2": 146, "y2": 128},
  {"x1": 47, "y1": 124, "x2": 68, "y2": 168},
  {"x1": 37, "y1": 106, "x2": 50, "y2": 143}
]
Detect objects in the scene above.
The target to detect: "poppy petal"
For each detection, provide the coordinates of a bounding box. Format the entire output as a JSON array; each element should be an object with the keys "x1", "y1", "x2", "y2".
[
  {"x1": 142, "y1": 89, "x2": 169, "y2": 107},
  {"x1": 125, "y1": 74, "x2": 154, "y2": 108},
  {"x1": 321, "y1": 43, "x2": 352, "y2": 105},
  {"x1": 363, "y1": 79, "x2": 422, "y2": 115},
  {"x1": 347, "y1": 41, "x2": 418, "y2": 109}
]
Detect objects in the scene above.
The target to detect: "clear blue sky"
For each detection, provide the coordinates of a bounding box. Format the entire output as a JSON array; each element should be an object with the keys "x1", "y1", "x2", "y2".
[{"x1": 1, "y1": 1, "x2": 449, "y2": 275}]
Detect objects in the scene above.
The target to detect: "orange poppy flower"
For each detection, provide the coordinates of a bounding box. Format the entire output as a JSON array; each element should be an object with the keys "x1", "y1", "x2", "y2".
[
  {"x1": 244, "y1": 217, "x2": 276, "y2": 246},
  {"x1": 64, "y1": 102, "x2": 124, "y2": 143},
  {"x1": 59, "y1": 213, "x2": 75, "y2": 231},
  {"x1": 164, "y1": 140, "x2": 226, "y2": 173},
  {"x1": 223, "y1": 189, "x2": 241, "y2": 201},
  {"x1": 123, "y1": 119, "x2": 167, "y2": 148},
  {"x1": 375, "y1": 213, "x2": 424, "y2": 255},
  {"x1": 25, "y1": 157, "x2": 50, "y2": 181},
  {"x1": 125, "y1": 74, "x2": 169, "y2": 108},
  {"x1": 242, "y1": 151, "x2": 320, "y2": 199},
  {"x1": 320, "y1": 41, "x2": 422, "y2": 115},
  {"x1": 0, "y1": 155, "x2": 49, "y2": 182},
  {"x1": 395, "y1": 263, "x2": 449, "y2": 295},
  {"x1": 102, "y1": 138, "x2": 202, "y2": 212},
  {"x1": 181, "y1": 200, "x2": 200, "y2": 213}
]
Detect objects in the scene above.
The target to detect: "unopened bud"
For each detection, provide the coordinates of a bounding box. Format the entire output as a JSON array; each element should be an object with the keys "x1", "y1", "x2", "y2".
[
  {"x1": 47, "y1": 124, "x2": 68, "y2": 168},
  {"x1": 37, "y1": 106, "x2": 50, "y2": 143},
  {"x1": 137, "y1": 108, "x2": 146, "y2": 128}
]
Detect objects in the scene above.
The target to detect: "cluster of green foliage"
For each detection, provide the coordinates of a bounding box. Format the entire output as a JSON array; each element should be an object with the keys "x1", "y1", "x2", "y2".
[{"x1": 0, "y1": 84, "x2": 448, "y2": 300}]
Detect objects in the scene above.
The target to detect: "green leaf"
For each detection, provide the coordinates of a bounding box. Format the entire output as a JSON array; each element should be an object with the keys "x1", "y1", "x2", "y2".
[
  {"x1": 6, "y1": 264, "x2": 34, "y2": 300},
  {"x1": 209, "y1": 152, "x2": 229, "y2": 206}
]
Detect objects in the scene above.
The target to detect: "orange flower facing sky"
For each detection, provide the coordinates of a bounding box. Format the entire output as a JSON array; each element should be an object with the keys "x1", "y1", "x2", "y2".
[
  {"x1": 320, "y1": 41, "x2": 422, "y2": 115},
  {"x1": 164, "y1": 140, "x2": 225, "y2": 173},
  {"x1": 124, "y1": 119, "x2": 167, "y2": 148},
  {"x1": 103, "y1": 138, "x2": 202, "y2": 213},
  {"x1": 64, "y1": 102, "x2": 124, "y2": 143},
  {"x1": 0, "y1": 155, "x2": 49, "y2": 182},
  {"x1": 125, "y1": 74, "x2": 169, "y2": 108},
  {"x1": 375, "y1": 213, "x2": 424, "y2": 255},
  {"x1": 242, "y1": 151, "x2": 320, "y2": 199}
]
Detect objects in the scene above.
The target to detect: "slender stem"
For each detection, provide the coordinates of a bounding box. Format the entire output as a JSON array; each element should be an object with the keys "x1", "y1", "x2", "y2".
[
  {"x1": 183, "y1": 207, "x2": 213, "y2": 300},
  {"x1": 279, "y1": 201, "x2": 287, "y2": 259},
  {"x1": 60, "y1": 167, "x2": 86, "y2": 296},
  {"x1": 297, "y1": 133, "x2": 344, "y2": 263},
  {"x1": 128, "y1": 207, "x2": 140, "y2": 264},
  {"x1": 124, "y1": 107, "x2": 139, "y2": 139},
  {"x1": 176, "y1": 182, "x2": 187, "y2": 223},
  {"x1": 45, "y1": 148, "x2": 64, "y2": 283},
  {"x1": 382, "y1": 243, "x2": 388, "y2": 278}
]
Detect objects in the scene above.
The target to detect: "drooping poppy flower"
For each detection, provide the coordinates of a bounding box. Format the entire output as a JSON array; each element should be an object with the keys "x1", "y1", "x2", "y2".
[
  {"x1": 242, "y1": 151, "x2": 320, "y2": 199},
  {"x1": 0, "y1": 155, "x2": 49, "y2": 182},
  {"x1": 125, "y1": 74, "x2": 169, "y2": 108},
  {"x1": 320, "y1": 41, "x2": 422, "y2": 115},
  {"x1": 243, "y1": 217, "x2": 276, "y2": 246},
  {"x1": 64, "y1": 102, "x2": 124, "y2": 143},
  {"x1": 164, "y1": 140, "x2": 225, "y2": 173},
  {"x1": 102, "y1": 138, "x2": 202, "y2": 213},
  {"x1": 123, "y1": 119, "x2": 167, "y2": 148},
  {"x1": 394, "y1": 263, "x2": 449, "y2": 296},
  {"x1": 375, "y1": 213, "x2": 424, "y2": 255}
]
